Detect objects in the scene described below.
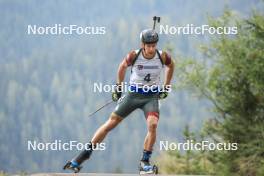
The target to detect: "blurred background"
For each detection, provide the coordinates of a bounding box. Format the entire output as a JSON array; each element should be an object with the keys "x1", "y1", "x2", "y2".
[{"x1": 0, "y1": 0, "x2": 263, "y2": 174}]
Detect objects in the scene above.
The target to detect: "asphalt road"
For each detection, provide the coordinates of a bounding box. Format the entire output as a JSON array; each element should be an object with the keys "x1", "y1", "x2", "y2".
[{"x1": 31, "y1": 173, "x2": 208, "y2": 176}]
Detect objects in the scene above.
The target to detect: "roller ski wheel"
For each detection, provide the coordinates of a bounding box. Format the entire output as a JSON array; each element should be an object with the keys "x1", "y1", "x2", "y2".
[
  {"x1": 139, "y1": 160, "x2": 158, "y2": 175},
  {"x1": 63, "y1": 161, "x2": 82, "y2": 173}
]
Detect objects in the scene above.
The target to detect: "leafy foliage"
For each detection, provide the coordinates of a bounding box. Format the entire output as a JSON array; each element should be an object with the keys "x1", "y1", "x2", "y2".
[{"x1": 158, "y1": 9, "x2": 264, "y2": 176}]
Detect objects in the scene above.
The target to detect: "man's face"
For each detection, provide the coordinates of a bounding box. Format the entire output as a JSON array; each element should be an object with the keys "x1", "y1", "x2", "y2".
[{"x1": 143, "y1": 43, "x2": 157, "y2": 56}]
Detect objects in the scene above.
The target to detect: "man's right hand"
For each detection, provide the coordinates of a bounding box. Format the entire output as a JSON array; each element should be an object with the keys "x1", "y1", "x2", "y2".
[{"x1": 112, "y1": 84, "x2": 122, "y2": 102}]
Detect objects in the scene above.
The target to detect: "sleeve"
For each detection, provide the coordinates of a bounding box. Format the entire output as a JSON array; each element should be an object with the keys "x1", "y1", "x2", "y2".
[
  {"x1": 162, "y1": 51, "x2": 172, "y2": 65},
  {"x1": 125, "y1": 50, "x2": 137, "y2": 66}
]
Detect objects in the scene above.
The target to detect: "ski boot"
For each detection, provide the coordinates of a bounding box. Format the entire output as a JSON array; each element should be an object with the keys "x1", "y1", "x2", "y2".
[
  {"x1": 63, "y1": 143, "x2": 93, "y2": 173},
  {"x1": 63, "y1": 161, "x2": 82, "y2": 173},
  {"x1": 139, "y1": 160, "x2": 158, "y2": 175}
]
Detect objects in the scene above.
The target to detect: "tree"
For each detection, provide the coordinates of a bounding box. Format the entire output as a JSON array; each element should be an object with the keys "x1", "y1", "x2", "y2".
[
  {"x1": 157, "y1": 9, "x2": 264, "y2": 176},
  {"x1": 156, "y1": 125, "x2": 214, "y2": 175}
]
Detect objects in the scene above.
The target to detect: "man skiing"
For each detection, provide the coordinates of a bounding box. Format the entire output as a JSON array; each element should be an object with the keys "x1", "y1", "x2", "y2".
[{"x1": 63, "y1": 28, "x2": 174, "y2": 174}]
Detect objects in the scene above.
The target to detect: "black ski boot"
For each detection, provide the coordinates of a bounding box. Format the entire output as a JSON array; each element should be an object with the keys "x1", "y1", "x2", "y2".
[{"x1": 63, "y1": 142, "x2": 93, "y2": 173}]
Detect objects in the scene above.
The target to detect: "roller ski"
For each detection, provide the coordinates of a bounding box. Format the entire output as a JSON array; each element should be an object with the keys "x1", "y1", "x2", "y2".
[
  {"x1": 63, "y1": 144, "x2": 93, "y2": 173},
  {"x1": 139, "y1": 160, "x2": 158, "y2": 175},
  {"x1": 63, "y1": 161, "x2": 82, "y2": 173}
]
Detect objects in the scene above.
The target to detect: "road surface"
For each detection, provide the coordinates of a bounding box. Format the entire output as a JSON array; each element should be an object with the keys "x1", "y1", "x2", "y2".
[{"x1": 31, "y1": 173, "x2": 209, "y2": 176}]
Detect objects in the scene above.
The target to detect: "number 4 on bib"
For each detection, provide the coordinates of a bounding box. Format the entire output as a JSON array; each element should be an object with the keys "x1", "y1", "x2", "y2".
[{"x1": 144, "y1": 74, "x2": 151, "y2": 82}]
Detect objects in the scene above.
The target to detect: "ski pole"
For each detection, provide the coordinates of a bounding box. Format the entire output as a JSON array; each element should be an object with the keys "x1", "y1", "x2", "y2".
[{"x1": 88, "y1": 99, "x2": 114, "y2": 117}]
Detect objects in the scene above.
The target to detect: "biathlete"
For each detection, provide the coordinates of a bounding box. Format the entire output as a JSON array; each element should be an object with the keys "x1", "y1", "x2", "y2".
[{"x1": 63, "y1": 28, "x2": 174, "y2": 174}]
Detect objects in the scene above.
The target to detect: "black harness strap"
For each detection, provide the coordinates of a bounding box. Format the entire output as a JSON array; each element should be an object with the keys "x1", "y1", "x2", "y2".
[
  {"x1": 155, "y1": 49, "x2": 164, "y2": 66},
  {"x1": 131, "y1": 48, "x2": 164, "y2": 73},
  {"x1": 131, "y1": 49, "x2": 164, "y2": 66},
  {"x1": 131, "y1": 48, "x2": 143, "y2": 66}
]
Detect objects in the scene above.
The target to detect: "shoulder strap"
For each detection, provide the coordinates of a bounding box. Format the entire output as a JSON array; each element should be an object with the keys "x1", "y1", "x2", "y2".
[
  {"x1": 131, "y1": 48, "x2": 142, "y2": 73},
  {"x1": 131, "y1": 48, "x2": 142, "y2": 66},
  {"x1": 156, "y1": 49, "x2": 164, "y2": 66}
]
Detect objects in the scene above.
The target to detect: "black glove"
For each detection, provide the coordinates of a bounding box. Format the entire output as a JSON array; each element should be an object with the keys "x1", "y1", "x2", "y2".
[
  {"x1": 112, "y1": 84, "x2": 122, "y2": 102},
  {"x1": 159, "y1": 86, "x2": 170, "y2": 99}
]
